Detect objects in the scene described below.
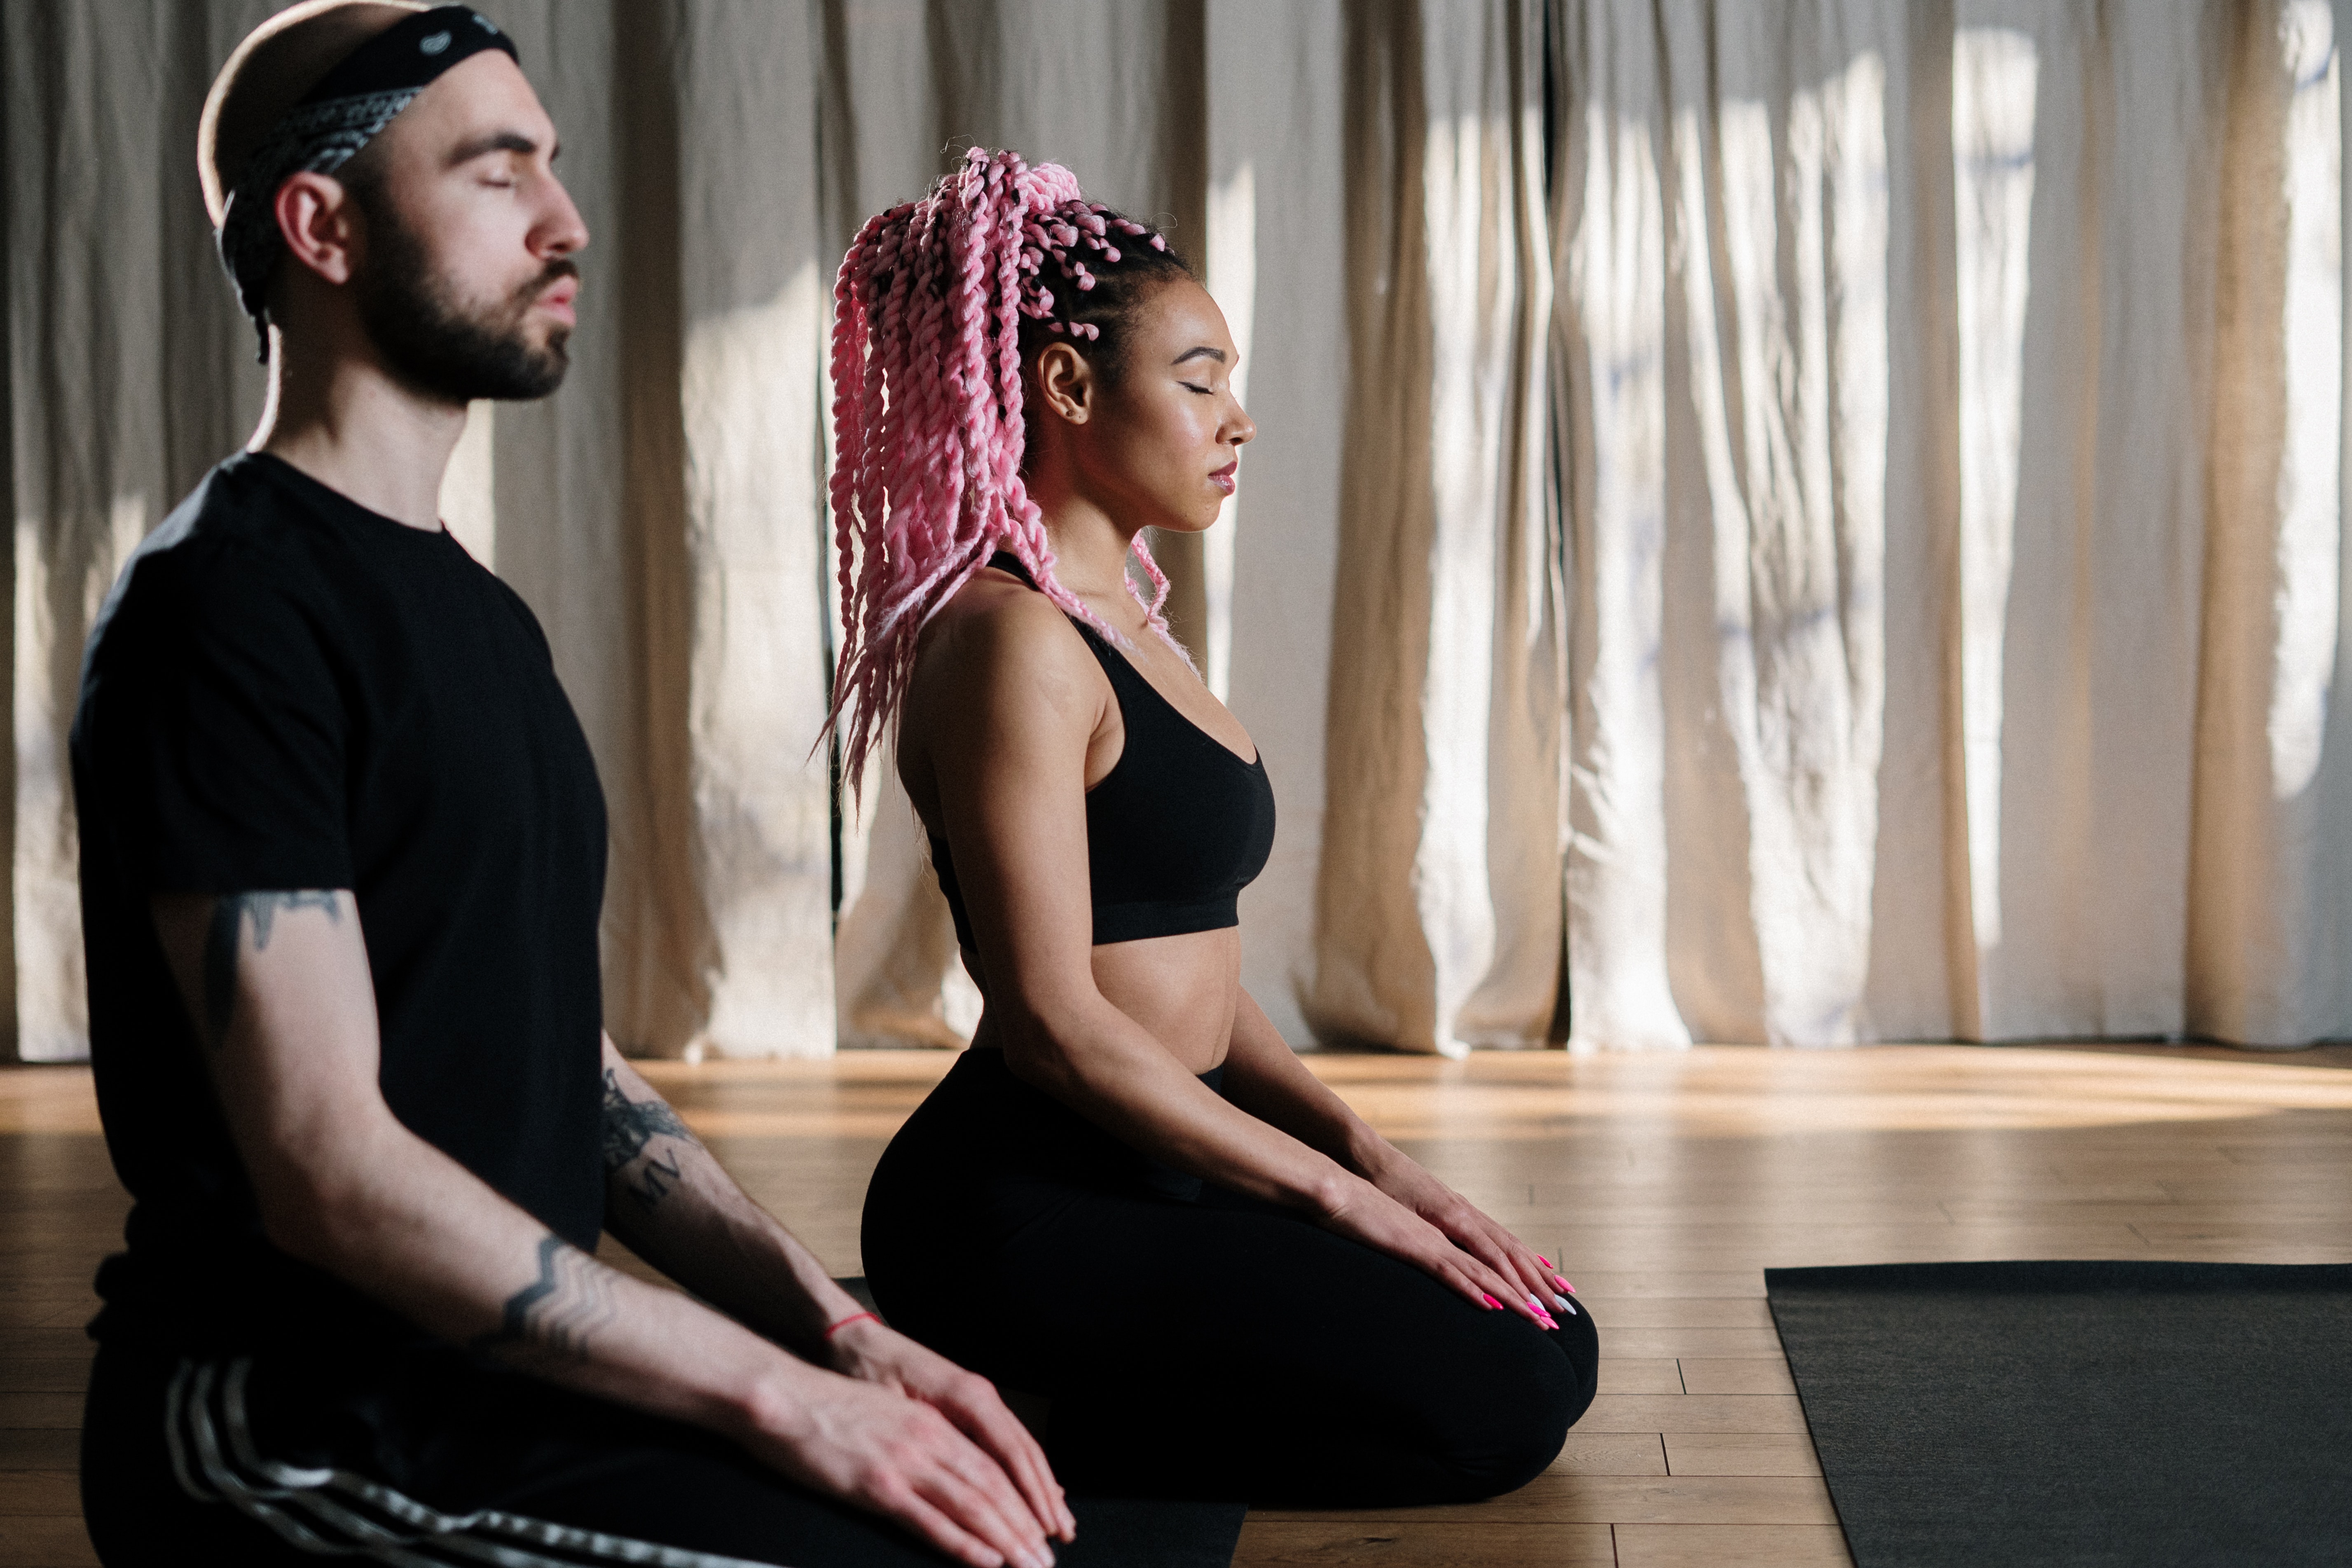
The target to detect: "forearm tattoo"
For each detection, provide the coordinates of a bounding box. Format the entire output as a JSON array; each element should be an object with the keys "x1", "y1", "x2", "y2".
[
  {"x1": 601, "y1": 1068, "x2": 699, "y2": 1212},
  {"x1": 474, "y1": 1234, "x2": 618, "y2": 1364},
  {"x1": 200, "y1": 891, "x2": 344, "y2": 1044}
]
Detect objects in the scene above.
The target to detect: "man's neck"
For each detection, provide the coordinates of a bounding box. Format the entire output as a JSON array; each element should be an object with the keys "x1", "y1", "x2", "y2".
[{"x1": 253, "y1": 332, "x2": 468, "y2": 531}]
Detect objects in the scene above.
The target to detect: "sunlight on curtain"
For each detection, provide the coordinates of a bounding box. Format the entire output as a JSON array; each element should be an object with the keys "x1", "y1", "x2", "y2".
[
  {"x1": 1682, "y1": 54, "x2": 1888, "y2": 1046},
  {"x1": 1420, "y1": 106, "x2": 1507, "y2": 1058},
  {"x1": 2269, "y1": 0, "x2": 2340, "y2": 801},
  {"x1": 11, "y1": 494, "x2": 146, "y2": 1061},
  {"x1": 678, "y1": 267, "x2": 837, "y2": 1058},
  {"x1": 1952, "y1": 28, "x2": 2038, "y2": 957},
  {"x1": 439, "y1": 403, "x2": 496, "y2": 569},
  {"x1": 1204, "y1": 161, "x2": 1257, "y2": 704},
  {"x1": 1562, "y1": 101, "x2": 1679, "y2": 1049}
]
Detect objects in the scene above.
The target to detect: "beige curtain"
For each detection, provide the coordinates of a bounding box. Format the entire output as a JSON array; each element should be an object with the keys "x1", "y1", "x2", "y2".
[
  {"x1": 1556, "y1": 0, "x2": 2352, "y2": 1048},
  {"x1": 11, "y1": 0, "x2": 2347, "y2": 1061}
]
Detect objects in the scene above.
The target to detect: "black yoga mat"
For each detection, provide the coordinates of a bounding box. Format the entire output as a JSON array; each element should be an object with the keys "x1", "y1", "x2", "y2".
[
  {"x1": 836, "y1": 1277, "x2": 1245, "y2": 1568},
  {"x1": 1765, "y1": 1261, "x2": 2352, "y2": 1568}
]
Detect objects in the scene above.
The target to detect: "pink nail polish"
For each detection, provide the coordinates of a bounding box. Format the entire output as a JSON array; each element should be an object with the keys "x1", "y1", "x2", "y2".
[
  {"x1": 1526, "y1": 1294, "x2": 1546, "y2": 1313},
  {"x1": 1481, "y1": 1292, "x2": 1502, "y2": 1309},
  {"x1": 1553, "y1": 1274, "x2": 1573, "y2": 1293},
  {"x1": 1538, "y1": 1255, "x2": 1553, "y2": 1268}
]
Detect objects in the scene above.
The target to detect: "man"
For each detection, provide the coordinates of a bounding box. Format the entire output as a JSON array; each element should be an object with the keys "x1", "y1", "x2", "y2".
[{"x1": 70, "y1": 7, "x2": 1072, "y2": 1566}]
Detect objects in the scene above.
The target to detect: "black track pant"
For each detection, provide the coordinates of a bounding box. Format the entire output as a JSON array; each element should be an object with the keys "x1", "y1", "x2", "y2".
[
  {"x1": 81, "y1": 1339, "x2": 955, "y2": 1568},
  {"x1": 862, "y1": 1049, "x2": 1601, "y2": 1505}
]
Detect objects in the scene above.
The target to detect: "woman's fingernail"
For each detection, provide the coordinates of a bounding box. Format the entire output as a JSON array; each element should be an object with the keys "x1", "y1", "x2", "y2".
[
  {"x1": 1526, "y1": 1294, "x2": 1548, "y2": 1313},
  {"x1": 1538, "y1": 1255, "x2": 1553, "y2": 1268},
  {"x1": 1481, "y1": 1292, "x2": 1502, "y2": 1309},
  {"x1": 1554, "y1": 1276, "x2": 1575, "y2": 1293},
  {"x1": 1554, "y1": 1293, "x2": 1577, "y2": 1313},
  {"x1": 1538, "y1": 1313, "x2": 1559, "y2": 1329}
]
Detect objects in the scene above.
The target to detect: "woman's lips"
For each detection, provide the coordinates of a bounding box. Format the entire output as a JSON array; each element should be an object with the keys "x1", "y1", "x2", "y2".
[{"x1": 1210, "y1": 460, "x2": 1238, "y2": 496}]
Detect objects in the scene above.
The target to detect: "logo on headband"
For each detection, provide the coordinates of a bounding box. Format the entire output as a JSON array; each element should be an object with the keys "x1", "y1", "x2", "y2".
[{"x1": 420, "y1": 30, "x2": 452, "y2": 54}]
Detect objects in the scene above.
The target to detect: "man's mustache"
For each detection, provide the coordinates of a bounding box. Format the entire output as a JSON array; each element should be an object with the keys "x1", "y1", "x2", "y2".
[{"x1": 513, "y1": 257, "x2": 581, "y2": 311}]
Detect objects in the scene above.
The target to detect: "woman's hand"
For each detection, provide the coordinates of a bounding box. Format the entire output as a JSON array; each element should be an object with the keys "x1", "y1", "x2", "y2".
[
  {"x1": 1315, "y1": 1174, "x2": 1566, "y2": 1330},
  {"x1": 826, "y1": 1317, "x2": 1076, "y2": 1549},
  {"x1": 1366, "y1": 1156, "x2": 1577, "y2": 1325}
]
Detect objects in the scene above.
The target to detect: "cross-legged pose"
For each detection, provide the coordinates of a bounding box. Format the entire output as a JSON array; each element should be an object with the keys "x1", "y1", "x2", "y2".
[
  {"x1": 72, "y1": 10, "x2": 1073, "y2": 1567},
  {"x1": 841, "y1": 150, "x2": 1600, "y2": 1505}
]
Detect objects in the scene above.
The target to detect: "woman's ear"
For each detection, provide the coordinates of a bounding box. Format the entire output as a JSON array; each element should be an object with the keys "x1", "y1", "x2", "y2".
[{"x1": 1034, "y1": 341, "x2": 1095, "y2": 426}]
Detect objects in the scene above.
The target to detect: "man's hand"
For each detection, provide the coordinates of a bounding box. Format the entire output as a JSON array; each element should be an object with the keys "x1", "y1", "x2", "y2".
[
  {"x1": 735, "y1": 1357, "x2": 1065, "y2": 1568},
  {"x1": 826, "y1": 1318, "x2": 1074, "y2": 1547}
]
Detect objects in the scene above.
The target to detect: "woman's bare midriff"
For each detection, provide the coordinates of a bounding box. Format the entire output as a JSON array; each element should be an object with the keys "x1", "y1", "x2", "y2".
[{"x1": 963, "y1": 924, "x2": 1240, "y2": 1073}]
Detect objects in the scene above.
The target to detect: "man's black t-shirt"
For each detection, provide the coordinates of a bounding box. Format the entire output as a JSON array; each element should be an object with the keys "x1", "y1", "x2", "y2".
[{"x1": 70, "y1": 452, "x2": 609, "y2": 1355}]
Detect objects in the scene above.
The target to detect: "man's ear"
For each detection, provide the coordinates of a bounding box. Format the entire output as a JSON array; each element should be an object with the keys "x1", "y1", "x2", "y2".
[
  {"x1": 1034, "y1": 341, "x2": 1095, "y2": 426},
  {"x1": 273, "y1": 171, "x2": 364, "y2": 287}
]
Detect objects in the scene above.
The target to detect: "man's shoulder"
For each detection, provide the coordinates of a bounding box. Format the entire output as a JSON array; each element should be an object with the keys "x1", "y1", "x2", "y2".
[
  {"x1": 102, "y1": 457, "x2": 346, "y2": 628},
  {"x1": 143, "y1": 453, "x2": 328, "y2": 570}
]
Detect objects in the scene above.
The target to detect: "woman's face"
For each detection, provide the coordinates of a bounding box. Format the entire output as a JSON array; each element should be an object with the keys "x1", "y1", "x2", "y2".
[{"x1": 1065, "y1": 278, "x2": 1255, "y2": 534}]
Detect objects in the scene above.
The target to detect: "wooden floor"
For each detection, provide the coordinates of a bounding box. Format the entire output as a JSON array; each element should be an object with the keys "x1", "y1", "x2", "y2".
[{"x1": 6, "y1": 1041, "x2": 2350, "y2": 1567}]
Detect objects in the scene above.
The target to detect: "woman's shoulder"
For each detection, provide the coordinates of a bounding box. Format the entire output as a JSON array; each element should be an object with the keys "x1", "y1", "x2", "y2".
[{"x1": 913, "y1": 569, "x2": 1104, "y2": 701}]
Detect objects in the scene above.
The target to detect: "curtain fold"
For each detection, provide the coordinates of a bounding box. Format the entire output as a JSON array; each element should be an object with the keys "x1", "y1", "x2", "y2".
[
  {"x1": 1306, "y1": 0, "x2": 1560, "y2": 1055},
  {"x1": 8, "y1": 0, "x2": 2349, "y2": 1060},
  {"x1": 1555, "y1": 0, "x2": 2352, "y2": 1048}
]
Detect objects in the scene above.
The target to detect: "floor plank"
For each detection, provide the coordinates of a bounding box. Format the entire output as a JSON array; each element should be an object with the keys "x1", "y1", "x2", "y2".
[
  {"x1": 1614, "y1": 1523, "x2": 1852, "y2": 1566},
  {"x1": 1594, "y1": 1358, "x2": 1684, "y2": 1395},
  {"x1": 1677, "y1": 1360, "x2": 1798, "y2": 1396},
  {"x1": 1589, "y1": 1328, "x2": 1785, "y2": 1359},
  {"x1": 1663, "y1": 1434, "x2": 1823, "y2": 1478},
  {"x1": 0, "y1": 1471, "x2": 80, "y2": 1514},
  {"x1": 0, "y1": 1513, "x2": 99, "y2": 1568},
  {"x1": 1578, "y1": 1395, "x2": 1809, "y2": 1435},
  {"x1": 1581, "y1": 1298, "x2": 1773, "y2": 1329},
  {"x1": 1232, "y1": 1520, "x2": 1616, "y2": 1566},
  {"x1": 1252, "y1": 1475, "x2": 1839, "y2": 1526},
  {"x1": 1545, "y1": 1432, "x2": 1669, "y2": 1476}
]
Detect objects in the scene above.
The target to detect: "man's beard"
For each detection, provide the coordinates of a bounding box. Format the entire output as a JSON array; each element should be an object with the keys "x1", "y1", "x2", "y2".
[{"x1": 353, "y1": 196, "x2": 573, "y2": 403}]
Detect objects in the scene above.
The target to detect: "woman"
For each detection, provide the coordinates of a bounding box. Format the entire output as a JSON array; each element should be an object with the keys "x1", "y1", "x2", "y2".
[{"x1": 835, "y1": 150, "x2": 1597, "y2": 1505}]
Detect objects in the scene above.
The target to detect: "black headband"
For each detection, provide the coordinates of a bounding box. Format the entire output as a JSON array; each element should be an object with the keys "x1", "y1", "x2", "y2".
[{"x1": 215, "y1": 6, "x2": 519, "y2": 358}]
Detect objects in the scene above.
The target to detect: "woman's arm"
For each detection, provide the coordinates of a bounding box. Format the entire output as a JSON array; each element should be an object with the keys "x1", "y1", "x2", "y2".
[
  {"x1": 911, "y1": 599, "x2": 1554, "y2": 1328},
  {"x1": 1219, "y1": 991, "x2": 1576, "y2": 1320}
]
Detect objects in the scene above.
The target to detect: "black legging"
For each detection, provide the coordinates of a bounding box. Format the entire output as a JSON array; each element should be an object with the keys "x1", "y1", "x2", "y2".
[
  {"x1": 80, "y1": 1337, "x2": 957, "y2": 1567},
  {"x1": 862, "y1": 1048, "x2": 1599, "y2": 1505}
]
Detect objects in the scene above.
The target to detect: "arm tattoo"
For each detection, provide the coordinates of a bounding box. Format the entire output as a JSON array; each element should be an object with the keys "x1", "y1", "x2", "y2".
[
  {"x1": 473, "y1": 1234, "x2": 619, "y2": 1364},
  {"x1": 600, "y1": 1068, "x2": 699, "y2": 1212},
  {"x1": 200, "y1": 891, "x2": 344, "y2": 1044}
]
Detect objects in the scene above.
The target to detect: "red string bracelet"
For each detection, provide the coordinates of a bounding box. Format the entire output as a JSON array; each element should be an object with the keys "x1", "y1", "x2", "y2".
[{"x1": 823, "y1": 1310, "x2": 880, "y2": 1339}]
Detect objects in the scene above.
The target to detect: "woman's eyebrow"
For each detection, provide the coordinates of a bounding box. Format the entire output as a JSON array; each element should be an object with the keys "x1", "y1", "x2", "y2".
[{"x1": 1173, "y1": 346, "x2": 1228, "y2": 366}]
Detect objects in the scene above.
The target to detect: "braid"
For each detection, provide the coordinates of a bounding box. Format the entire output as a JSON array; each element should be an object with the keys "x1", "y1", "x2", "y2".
[{"x1": 824, "y1": 147, "x2": 1196, "y2": 800}]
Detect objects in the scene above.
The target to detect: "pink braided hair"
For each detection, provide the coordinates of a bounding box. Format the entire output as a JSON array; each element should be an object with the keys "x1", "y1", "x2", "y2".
[{"x1": 826, "y1": 147, "x2": 1187, "y2": 798}]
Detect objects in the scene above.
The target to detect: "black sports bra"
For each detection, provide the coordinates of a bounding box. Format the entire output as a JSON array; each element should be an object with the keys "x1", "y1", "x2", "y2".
[{"x1": 929, "y1": 552, "x2": 1276, "y2": 948}]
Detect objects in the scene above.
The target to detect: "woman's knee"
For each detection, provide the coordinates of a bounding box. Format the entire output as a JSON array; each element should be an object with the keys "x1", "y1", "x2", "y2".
[{"x1": 1425, "y1": 1343, "x2": 1582, "y2": 1499}]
